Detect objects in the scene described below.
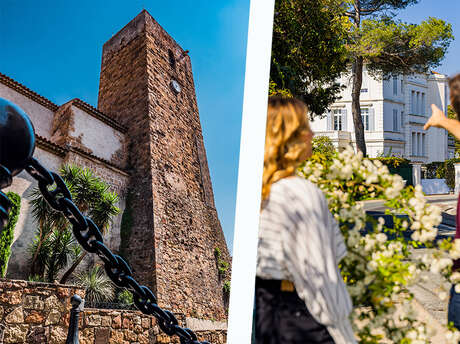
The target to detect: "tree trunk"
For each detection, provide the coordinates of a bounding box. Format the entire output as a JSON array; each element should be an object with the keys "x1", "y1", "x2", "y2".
[
  {"x1": 59, "y1": 251, "x2": 87, "y2": 284},
  {"x1": 351, "y1": 0, "x2": 367, "y2": 156},
  {"x1": 351, "y1": 55, "x2": 367, "y2": 156}
]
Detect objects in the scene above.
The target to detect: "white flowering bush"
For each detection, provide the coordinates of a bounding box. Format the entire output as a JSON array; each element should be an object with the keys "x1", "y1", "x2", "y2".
[{"x1": 300, "y1": 146, "x2": 460, "y2": 344}]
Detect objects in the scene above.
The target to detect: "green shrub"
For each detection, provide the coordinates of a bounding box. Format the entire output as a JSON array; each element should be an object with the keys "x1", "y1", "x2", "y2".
[
  {"x1": 73, "y1": 265, "x2": 115, "y2": 303},
  {"x1": 214, "y1": 247, "x2": 229, "y2": 277},
  {"x1": 371, "y1": 156, "x2": 411, "y2": 168},
  {"x1": 28, "y1": 274, "x2": 45, "y2": 282},
  {"x1": 445, "y1": 159, "x2": 458, "y2": 191},
  {"x1": 223, "y1": 280, "x2": 230, "y2": 294},
  {"x1": 424, "y1": 161, "x2": 444, "y2": 179},
  {"x1": 119, "y1": 191, "x2": 134, "y2": 259},
  {"x1": 218, "y1": 261, "x2": 229, "y2": 277},
  {"x1": 430, "y1": 158, "x2": 460, "y2": 191},
  {"x1": 117, "y1": 289, "x2": 134, "y2": 305},
  {"x1": 312, "y1": 136, "x2": 336, "y2": 160},
  {"x1": 0, "y1": 192, "x2": 21, "y2": 277}
]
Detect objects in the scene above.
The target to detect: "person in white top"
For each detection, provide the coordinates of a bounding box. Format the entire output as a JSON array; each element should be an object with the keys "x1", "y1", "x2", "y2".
[{"x1": 254, "y1": 96, "x2": 356, "y2": 344}]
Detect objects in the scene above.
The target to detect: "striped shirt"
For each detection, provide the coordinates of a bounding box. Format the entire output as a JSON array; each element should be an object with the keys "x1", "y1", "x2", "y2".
[{"x1": 256, "y1": 176, "x2": 356, "y2": 344}]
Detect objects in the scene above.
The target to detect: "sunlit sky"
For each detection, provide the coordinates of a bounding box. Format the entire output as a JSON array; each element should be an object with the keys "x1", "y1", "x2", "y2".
[
  {"x1": 0, "y1": 1, "x2": 250, "y2": 254},
  {"x1": 1, "y1": 0, "x2": 457, "y2": 256},
  {"x1": 396, "y1": 0, "x2": 460, "y2": 76}
]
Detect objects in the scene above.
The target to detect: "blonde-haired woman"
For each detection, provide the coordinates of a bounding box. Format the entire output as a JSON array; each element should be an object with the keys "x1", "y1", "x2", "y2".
[{"x1": 255, "y1": 96, "x2": 356, "y2": 344}]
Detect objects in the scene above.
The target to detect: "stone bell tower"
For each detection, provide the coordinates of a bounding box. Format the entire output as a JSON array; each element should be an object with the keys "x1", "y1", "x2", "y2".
[{"x1": 97, "y1": 10, "x2": 230, "y2": 320}]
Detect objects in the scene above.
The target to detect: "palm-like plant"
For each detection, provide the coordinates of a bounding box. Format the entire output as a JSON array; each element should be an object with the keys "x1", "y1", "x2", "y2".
[
  {"x1": 73, "y1": 265, "x2": 115, "y2": 304},
  {"x1": 29, "y1": 165, "x2": 120, "y2": 283}
]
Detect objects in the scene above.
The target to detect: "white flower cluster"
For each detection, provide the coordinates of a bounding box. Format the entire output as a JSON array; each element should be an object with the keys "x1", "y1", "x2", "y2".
[
  {"x1": 405, "y1": 325, "x2": 431, "y2": 344},
  {"x1": 300, "y1": 145, "x2": 459, "y2": 343},
  {"x1": 406, "y1": 185, "x2": 442, "y2": 243},
  {"x1": 446, "y1": 329, "x2": 460, "y2": 344},
  {"x1": 449, "y1": 239, "x2": 460, "y2": 260}
]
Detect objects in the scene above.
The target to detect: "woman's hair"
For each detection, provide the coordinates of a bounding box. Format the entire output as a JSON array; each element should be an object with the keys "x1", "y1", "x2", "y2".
[
  {"x1": 449, "y1": 73, "x2": 460, "y2": 119},
  {"x1": 261, "y1": 96, "x2": 311, "y2": 201}
]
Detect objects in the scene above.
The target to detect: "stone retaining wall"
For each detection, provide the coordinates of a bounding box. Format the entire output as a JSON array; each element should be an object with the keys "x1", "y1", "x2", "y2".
[{"x1": 0, "y1": 279, "x2": 226, "y2": 344}]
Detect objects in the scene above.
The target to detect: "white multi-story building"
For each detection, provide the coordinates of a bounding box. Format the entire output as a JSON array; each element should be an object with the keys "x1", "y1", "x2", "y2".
[{"x1": 310, "y1": 69, "x2": 455, "y2": 163}]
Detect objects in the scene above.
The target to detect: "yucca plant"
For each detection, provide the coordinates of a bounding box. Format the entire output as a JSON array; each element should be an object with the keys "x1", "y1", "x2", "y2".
[
  {"x1": 73, "y1": 265, "x2": 115, "y2": 304},
  {"x1": 29, "y1": 165, "x2": 120, "y2": 283}
]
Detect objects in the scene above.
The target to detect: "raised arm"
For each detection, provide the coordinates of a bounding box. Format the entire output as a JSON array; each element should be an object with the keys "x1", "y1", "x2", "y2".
[{"x1": 424, "y1": 104, "x2": 460, "y2": 141}]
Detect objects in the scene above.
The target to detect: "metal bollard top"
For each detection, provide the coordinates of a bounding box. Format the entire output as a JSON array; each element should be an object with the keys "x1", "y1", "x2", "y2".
[{"x1": 70, "y1": 294, "x2": 85, "y2": 312}]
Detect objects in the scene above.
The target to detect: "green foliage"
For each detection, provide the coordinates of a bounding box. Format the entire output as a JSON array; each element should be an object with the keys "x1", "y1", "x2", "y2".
[
  {"x1": 312, "y1": 136, "x2": 336, "y2": 160},
  {"x1": 223, "y1": 280, "x2": 231, "y2": 294},
  {"x1": 444, "y1": 158, "x2": 460, "y2": 191},
  {"x1": 117, "y1": 289, "x2": 134, "y2": 305},
  {"x1": 214, "y1": 247, "x2": 229, "y2": 277},
  {"x1": 73, "y1": 265, "x2": 115, "y2": 303},
  {"x1": 28, "y1": 228, "x2": 76, "y2": 282},
  {"x1": 424, "y1": 161, "x2": 445, "y2": 179},
  {"x1": 27, "y1": 274, "x2": 45, "y2": 282},
  {"x1": 0, "y1": 192, "x2": 20, "y2": 277},
  {"x1": 29, "y1": 164, "x2": 120, "y2": 282},
  {"x1": 371, "y1": 157, "x2": 411, "y2": 169},
  {"x1": 270, "y1": 0, "x2": 350, "y2": 117},
  {"x1": 344, "y1": 0, "x2": 453, "y2": 155},
  {"x1": 119, "y1": 190, "x2": 134, "y2": 259},
  {"x1": 423, "y1": 158, "x2": 460, "y2": 190},
  {"x1": 354, "y1": 17, "x2": 453, "y2": 77},
  {"x1": 218, "y1": 260, "x2": 229, "y2": 277}
]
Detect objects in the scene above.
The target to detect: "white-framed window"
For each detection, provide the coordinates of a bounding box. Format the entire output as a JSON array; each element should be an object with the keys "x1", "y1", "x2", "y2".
[
  {"x1": 401, "y1": 111, "x2": 404, "y2": 128},
  {"x1": 361, "y1": 108, "x2": 369, "y2": 131},
  {"x1": 393, "y1": 109, "x2": 398, "y2": 132},
  {"x1": 416, "y1": 92, "x2": 420, "y2": 114},
  {"x1": 411, "y1": 91, "x2": 415, "y2": 113},
  {"x1": 422, "y1": 133, "x2": 426, "y2": 156},
  {"x1": 421, "y1": 93, "x2": 425, "y2": 115},
  {"x1": 361, "y1": 71, "x2": 368, "y2": 93},
  {"x1": 401, "y1": 80, "x2": 404, "y2": 94},
  {"x1": 333, "y1": 109, "x2": 343, "y2": 131},
  {"x1": 393, "y1": 76, "x2": 398, "y2": 95},
  {"x1": 412, "y1": 132, "x2": 416, "y2": 155},
  {"x1": 417, "y1": 133, "x2": 421, "y2": 156}
]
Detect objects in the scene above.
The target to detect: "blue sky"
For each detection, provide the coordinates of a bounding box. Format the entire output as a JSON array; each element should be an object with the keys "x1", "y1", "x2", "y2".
[
  {"x1": 0, "y1": 0, "x2": 250, "y2": 253},
  {"x1": 396, "y1": 0, "x2": 460, "y2": 76}
]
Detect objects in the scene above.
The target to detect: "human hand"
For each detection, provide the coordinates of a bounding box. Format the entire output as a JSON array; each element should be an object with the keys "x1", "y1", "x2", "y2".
[{"x1": 424, "y1": 104, "x2": 446, "y2": 130}]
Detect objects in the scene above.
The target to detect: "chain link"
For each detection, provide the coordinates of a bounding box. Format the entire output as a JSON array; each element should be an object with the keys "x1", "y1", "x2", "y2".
[
  {"x1": 0, "y1": 165, "x2": 13, "y2": 228},
  {"x1": 0, "y1": 158, "x2": 210, "y2": 344}
]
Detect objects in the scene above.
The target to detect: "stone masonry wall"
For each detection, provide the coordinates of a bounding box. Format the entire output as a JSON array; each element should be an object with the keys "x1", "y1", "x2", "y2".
[
  {"x1": 0, "y1": 279, "x2": 226, "y2": 344},
  {"x1": 97, "y1": 10, "x2": 231, "y2": 321}
]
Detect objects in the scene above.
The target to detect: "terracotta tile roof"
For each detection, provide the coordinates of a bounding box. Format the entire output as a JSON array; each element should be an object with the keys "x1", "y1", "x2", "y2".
[
  {"x1": 36, "y1": 135, "x2": 68, "y2": 157},
  {"x1": 35, "y1": 135, "x2": 129, "y2": 175},
  {"x1": 0, "y1": 72, "x2": 59, "y2": 112},
  {"x1": 0, "y1": 72, "x2": 127, "y2": 134}
]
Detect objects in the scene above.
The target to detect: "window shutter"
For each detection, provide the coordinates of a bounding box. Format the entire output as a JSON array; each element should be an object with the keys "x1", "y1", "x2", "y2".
[
  {"x1": 369, "y1": 108, "x2": 375, "y2": 131},
  {"x1": 327, "y1": 111, "x2": 331, "y2": 130},
  {"x1": 342, "y1": 109, "x2": 347, "y2": 131}
]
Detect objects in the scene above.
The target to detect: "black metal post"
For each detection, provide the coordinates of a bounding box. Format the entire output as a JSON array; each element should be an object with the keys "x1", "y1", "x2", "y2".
[{"x1": 66, "y1": 294, "x2": 84, "y2": 344}]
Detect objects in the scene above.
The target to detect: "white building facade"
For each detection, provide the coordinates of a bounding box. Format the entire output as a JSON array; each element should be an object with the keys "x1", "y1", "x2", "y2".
[{"x1": 310, "y1": 69, "x2": 455, "y2": 163}]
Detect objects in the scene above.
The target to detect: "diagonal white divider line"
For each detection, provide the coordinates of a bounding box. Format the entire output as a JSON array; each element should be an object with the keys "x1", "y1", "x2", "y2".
[{"x1": 226, "y1": 0, "x2": 275, "y2": 343}]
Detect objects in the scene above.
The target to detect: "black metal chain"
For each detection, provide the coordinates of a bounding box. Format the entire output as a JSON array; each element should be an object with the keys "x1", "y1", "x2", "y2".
[
  {"x1": 2, "y1": 157, "x2": 209, "y2": 344},
  {"x1": 0, "y1": 165, "x2": 13, "y2": 229}
]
